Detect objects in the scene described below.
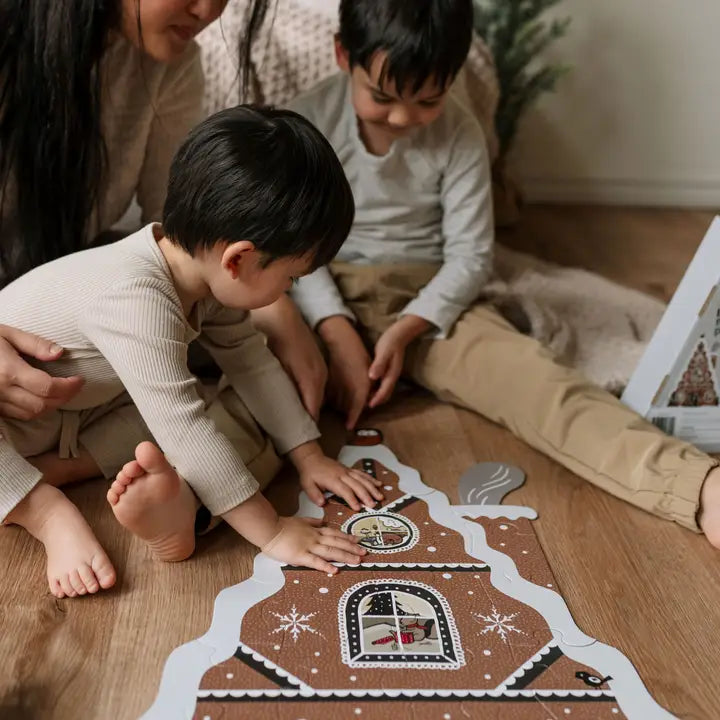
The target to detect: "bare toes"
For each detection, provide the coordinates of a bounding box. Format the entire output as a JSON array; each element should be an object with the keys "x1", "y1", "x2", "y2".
[
  {"x1": 114, "y1": 474, "x2": 134, "y2": 489},
  {"x1": 69, "y1": 569, "x2": 87, "y2": 595},
  {"x1": 79, "y1": 564, "x2": 100, "y2": 594},
  {"x1": 109, "y1": 479, "x2": 130, "y2": 498},
  {"x1": 126, "y1": 461, "x2": 146, "y2": 478},
  {"x1": 59, "y1": 576, "x2": 77, "y2": 598},
  {"x1": 107, "y1": 489, "x2": 119, "y2": 505},
  {"x1": 92, "y1": 555, "x2": 116, "y2": 590}
]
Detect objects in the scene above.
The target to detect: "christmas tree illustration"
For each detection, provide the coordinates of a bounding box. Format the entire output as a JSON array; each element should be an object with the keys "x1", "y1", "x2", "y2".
[
  {"x1": 669, "y1": 339, "x2": 719, "y2": 407},
  {"x1": 364, "y1": 592, "x2": 409, "y2": 616}
]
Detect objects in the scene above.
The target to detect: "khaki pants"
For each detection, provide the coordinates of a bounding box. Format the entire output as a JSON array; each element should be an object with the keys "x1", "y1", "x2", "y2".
[
  {"x1": 0, "y1": 380, "x2": 281, "y2": 522},
  {"x1": 329, "y1": 262, "x2": 715, "y2": 532}
]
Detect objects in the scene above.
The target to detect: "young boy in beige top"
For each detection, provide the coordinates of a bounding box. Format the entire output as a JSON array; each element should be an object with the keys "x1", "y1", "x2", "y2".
[
  {"x1": 287, "y1": 0, "x2": 720, "y2": 546},
  {"x1": 0, "y1": 106, "x2": 384, "y2": 598}
]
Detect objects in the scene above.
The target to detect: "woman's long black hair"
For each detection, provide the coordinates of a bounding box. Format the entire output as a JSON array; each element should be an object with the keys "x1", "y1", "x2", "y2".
[{"x1": 0, "y1": 0, "x2": 271, "y2": 285}]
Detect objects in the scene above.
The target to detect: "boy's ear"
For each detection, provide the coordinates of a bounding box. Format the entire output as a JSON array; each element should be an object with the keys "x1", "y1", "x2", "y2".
[
  {"x1": 334, "y1": 35, "x2": 351, "y2": 73},
  {"x1": 221, "y1": 240, "x2": 256, "y2": 280}
]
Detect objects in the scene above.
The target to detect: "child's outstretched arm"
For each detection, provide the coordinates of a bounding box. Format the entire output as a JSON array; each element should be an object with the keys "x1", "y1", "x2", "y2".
[
  {"x1": 250, "y1": 294, "x2": 328, "y2": 421},
  {"x1": 317, "y1": 315, "x2": 373, "y2": 430},
  {"x1": 200, "y1": 308, "x2": 382, "y2": 509},
  {"x1": 222, "y1": 490, "x2": 366, "y2": 575}
]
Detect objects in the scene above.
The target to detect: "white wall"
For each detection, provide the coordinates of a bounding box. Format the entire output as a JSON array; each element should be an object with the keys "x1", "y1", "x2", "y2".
[{"x1": 511, "y1": 0, "x2": 720, "y2": 207}]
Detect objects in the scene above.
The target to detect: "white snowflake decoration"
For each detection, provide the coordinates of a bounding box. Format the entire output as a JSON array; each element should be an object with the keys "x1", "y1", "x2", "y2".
[
  {"x1": 474, "y1": 605, "x2": 524, "y2": 644},
  {"x1": 271, "y1": 605, "x2": 318, "y2": 643}
]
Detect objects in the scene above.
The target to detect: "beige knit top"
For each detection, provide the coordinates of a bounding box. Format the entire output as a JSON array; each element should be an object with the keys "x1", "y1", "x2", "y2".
[
  {"x1": 0, "y1": 33, "x2": 204, "y2": 285},
  {"x1": 0, "y1": 226, "x2": 319, "y2": 515}
]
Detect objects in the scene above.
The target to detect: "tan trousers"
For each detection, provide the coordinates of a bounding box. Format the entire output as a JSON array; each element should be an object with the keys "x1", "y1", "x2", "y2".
[
  {"x1": 329, "y1": 262, "x2": 716, "y2": 532},
  {"x1": 0, "y1": 380, "x2": 281, "y2": 522}
]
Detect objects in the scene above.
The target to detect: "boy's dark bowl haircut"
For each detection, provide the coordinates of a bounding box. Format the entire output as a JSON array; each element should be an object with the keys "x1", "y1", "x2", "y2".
[
  {"x1": 338, "y1": 0, "x2": 473, "y2": 95},
  {"x1": 162, "y1": 105, "x2": 355, "y2": 269}
]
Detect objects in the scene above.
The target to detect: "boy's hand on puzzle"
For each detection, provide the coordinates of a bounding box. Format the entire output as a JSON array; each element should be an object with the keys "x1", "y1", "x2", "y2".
[
  {"x1": 290, "y1": 440, "x2": 385, "y2": 511},
  {"x1": 261, "y1": 516, "x2": 367, "y2": 574},
  {"x1": 369, "y1": 316, "x2": 431, "y2": 408},
  {"x1": 318, "y1": 316, "x2": 372, "y2": 429}
]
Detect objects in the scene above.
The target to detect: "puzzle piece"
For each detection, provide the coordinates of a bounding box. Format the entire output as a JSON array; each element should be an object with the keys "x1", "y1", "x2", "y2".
[
  {"x1": 457, "y1": 462, "x2": 526, "y2": 506},
  {"x1": 473, "y1": 517, "x2": 557, "y2": 589}
]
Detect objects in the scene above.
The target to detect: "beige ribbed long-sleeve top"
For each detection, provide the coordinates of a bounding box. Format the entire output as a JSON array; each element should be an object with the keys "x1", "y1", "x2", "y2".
[
  {"x1": 0, "y1": 33, "x2": 204, "y2": 287},
  {"x1": 0, "y1": 225, "x2": 319, "y2": 515}
]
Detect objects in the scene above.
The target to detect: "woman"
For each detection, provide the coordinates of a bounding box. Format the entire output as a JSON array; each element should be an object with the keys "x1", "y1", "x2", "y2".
[{"x1": 0, "y1": 0, "x2": 327, "y2": 423}]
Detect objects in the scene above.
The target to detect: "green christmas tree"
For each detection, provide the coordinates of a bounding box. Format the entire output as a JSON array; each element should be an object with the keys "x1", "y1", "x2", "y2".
[{"x1": 473, "y1": 0, "x2": 571, "y2": 162}]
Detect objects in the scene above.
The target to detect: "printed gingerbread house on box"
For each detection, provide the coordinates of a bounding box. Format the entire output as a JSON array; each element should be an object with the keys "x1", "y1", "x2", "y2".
[
  {"x1": 623, "y1": 216, "x2": 720, "y2": 450},
  {"x1": 144, "y1": 431, "x2": 673, "y2": 720}
]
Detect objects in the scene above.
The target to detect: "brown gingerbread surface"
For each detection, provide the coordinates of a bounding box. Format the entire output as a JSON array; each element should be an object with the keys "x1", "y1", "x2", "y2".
[{"x1": 189, "y1": 457, "x2": 626, "y2": 720}]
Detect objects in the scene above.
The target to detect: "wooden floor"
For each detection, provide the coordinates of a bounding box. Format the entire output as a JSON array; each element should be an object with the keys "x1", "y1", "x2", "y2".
[{"x1": 2, "y1": 206, "x2": 719, "y2": 720}]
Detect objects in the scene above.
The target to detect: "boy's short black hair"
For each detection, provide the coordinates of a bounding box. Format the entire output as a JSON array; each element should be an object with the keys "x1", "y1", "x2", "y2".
[
  {"x1": 338, "y1": 0, "x2": 474, "y2": 95},
  {"x1": 163, "y1": 105, "x2": 354, "y2": 269}
]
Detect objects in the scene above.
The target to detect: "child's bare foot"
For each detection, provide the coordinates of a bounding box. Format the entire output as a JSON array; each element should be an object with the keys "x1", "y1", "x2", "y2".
[
  {"x1": 699, "y1": 466, "x2": 720, "y2": 549},
  {"x1": 108, "y1": 441, "x2": 197, "y2": 562},
  {"x1": 5, "y1": 483, "x2": 116, "y2": 598}
]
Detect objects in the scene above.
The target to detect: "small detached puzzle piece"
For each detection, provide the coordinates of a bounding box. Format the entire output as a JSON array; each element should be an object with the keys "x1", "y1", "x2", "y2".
[{"x1": 458, "y1": 462, "x2": 526, "y2": 506}]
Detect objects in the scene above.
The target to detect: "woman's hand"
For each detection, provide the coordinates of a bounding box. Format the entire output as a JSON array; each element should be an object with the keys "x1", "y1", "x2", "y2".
[
  {"x1": 251, "y1": 296, "x2": 328, "y2": 420},
  {"x1": 0, "y1": 325, "x2": 84, "y2": 420}
]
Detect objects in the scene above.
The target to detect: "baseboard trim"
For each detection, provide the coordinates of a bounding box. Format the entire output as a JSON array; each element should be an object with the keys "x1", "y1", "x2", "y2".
[{"x1": 519, "y1": 177, "x2": 720, "y2": 208}]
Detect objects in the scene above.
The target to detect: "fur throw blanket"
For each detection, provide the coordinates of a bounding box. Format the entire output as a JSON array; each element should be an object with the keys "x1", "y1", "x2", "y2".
[
  {"x1": 487, "y1": 246, "x2": 664, "y2": 395},
  {"x1": 197, "y1": 0, "x2": 664, "y2": 393}
]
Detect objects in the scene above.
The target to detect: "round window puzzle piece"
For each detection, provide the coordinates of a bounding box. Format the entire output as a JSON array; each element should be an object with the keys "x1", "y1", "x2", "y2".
[{"x1": 342, "y1": 512, "x2": 420, "y2": 553}]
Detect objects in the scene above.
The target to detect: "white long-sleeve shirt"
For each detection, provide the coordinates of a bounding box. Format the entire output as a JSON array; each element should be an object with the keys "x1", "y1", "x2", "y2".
[{"x1": 288, "y1": 73, "x2": 494, "y2": 337}]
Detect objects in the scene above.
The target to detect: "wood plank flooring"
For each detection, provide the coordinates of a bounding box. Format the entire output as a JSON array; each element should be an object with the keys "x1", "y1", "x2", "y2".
[{"x1": 1, "y1": 206, "x2": 719, "y2": 720}]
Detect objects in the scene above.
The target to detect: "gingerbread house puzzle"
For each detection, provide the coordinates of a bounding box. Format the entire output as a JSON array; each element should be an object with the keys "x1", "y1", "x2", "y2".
[{"x1": 143, "y1": 430, "x2": 674, "y2": 719}]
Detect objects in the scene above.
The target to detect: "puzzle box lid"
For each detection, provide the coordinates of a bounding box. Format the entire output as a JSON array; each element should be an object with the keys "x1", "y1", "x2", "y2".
[{"x1": 622, "y1": 216, "x2": 720, "y2": 451}]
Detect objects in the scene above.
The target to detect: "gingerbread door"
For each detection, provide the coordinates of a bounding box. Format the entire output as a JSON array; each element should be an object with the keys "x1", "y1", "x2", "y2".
[{"x1": 143, "y1": 435, "x2": 674, "y2": 719}]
